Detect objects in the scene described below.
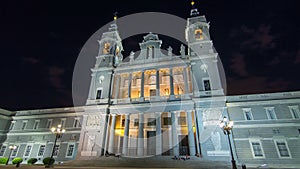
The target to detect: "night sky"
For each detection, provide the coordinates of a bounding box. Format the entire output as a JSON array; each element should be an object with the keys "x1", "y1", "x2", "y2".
[{"x1": 1, "y1": 0, "x2": 299, "y2": 111}]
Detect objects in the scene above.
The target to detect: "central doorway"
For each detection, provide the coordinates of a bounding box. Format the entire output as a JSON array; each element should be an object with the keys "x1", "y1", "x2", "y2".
[
  {"x1": 147, "y1": 131, "x2": 156, "y2": 155},
  {"x1": 178, "y1": 135, "x2": 190, "y2": 155}
]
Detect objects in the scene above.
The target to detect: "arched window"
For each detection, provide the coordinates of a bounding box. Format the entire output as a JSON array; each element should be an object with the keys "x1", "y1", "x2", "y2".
[
  {"x1": 103, "y1": 42, "x2": 111, "y2": 54},
  {"x1": 194, "y1": 28, "x2": 204, "y2": 40}
]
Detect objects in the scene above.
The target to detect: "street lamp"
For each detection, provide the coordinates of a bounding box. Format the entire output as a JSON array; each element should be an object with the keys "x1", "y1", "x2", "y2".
[
  {"x1": 46, "y1": 124, "x2": 65, "y2": 168},
  {"x1": 6, "y1": 145, "x2": 17, "y2": 165},
  {"x1": 219, "y1": 116, "x2": 237, "y2": 169}
]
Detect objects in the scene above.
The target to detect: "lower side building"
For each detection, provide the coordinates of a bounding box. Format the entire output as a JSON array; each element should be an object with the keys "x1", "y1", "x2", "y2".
[{"x1": 0, "y1": 91, "x2": 299, "y2": 167}]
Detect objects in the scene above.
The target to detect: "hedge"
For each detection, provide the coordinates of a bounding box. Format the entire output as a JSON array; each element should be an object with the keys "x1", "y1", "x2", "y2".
[
  {"x1": 27, "y1": 158, "x2": 38, "y2": 165},
  {"x1": 43, "y1": 157, "x2": 55, "y2": 165},
  {"x1": 12, "y1": 157, "x2": 23, "y2": 164},
  {"x1": 0, "y1": 157, "x2": 8, "y2": 164}
]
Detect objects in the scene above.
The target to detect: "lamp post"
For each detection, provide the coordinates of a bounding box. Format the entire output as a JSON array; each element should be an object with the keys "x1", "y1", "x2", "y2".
[
  {"x1": 46, "y1": 124, "x2": 65, "y2": 168},
  {"x1": 219, "y1": 116, "x2": 237, "y2": 169},
  {"x1": 6, "y1": 145, "x2": 17, "y2": 165}
]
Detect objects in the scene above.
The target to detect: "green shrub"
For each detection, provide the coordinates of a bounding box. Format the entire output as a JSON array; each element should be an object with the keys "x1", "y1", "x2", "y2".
[
  {"x1": 0, "y1": 157, "x2": 8, "y2": 164},
  {"x1": 12, "y1": 157, "x2": 23, "y2": 164},
  {"x1": 43, "y1": 157, "x2": 55, "y2": 165},
  {"x1": 27, "y1": 158, "x2": 38, "y2": 165}
]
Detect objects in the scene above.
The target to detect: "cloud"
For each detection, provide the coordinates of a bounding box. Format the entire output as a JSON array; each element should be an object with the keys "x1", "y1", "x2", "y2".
[
  {"x1": 49, "y1": 66, "x2": 65, "y2": 76},
  {"x1": 22, "y1": 57, "x2": 39, "y2": 64},
  {"x1": 48, "y1": 66, "x2": 65, "y2": 89},
  {"x1": 227, "y1": 76, "x2": 268, "y2": 95},
  {"x1": 230, "y1": 53, "x2": 248, "y2": 77},
  {"x1": 240, "y1": 24, "x2": 275, "y2": 50},
  {"x1": 227, "y1": 76, "x2": 292, "y2": 95},
  {"x1": 295, "y1": 50, "x2": 300, "y2": 64},
  {"x1": 268, "y1": 57, "x2": 280, "y2": 66}
]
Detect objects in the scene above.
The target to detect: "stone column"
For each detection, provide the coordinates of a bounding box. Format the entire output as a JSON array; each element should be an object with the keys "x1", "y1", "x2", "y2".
[
  {"x1": 101, "y1": 114, "x2": 110, "y2": 156},
  {"x1": 140, "y1": 71, "x2": 145, "y2": 101},
  {"x1": 88, "y1": 73, "x2": 96, "y2": 99},
  {"x1": 137, "y1": 113, "x2": 144, "y2": 156},
  {"x1": 193, "y1": 110, "x2": 200, "y2": 155},
  {"x1": 108, "y1": 114, "x2": 116, "y2": 153},
  {"x1": 156, "y1": 70, "x2": 160, "y2": 96},
  {"x1": 77, "y1": 115, "x2": 88, "y2": 157},
  {"x1": 128, "y1": 73, "x2": 132, "y2": 98},
  {"x1": 187, "y1": 111, "x2": 196, "y2": 156},
  {"x1": 169, "y1": 68, "x2": 174, "y2": 96},
  {"x1": 155, "y1": 112, "x2": 162, "y2": 155},
  {"x1": 122, "y1": 114, "x2": 130, "y2": 156},
  {"x1": 183, "y1": 67, "x2": 189, "y2": 94},
  {"x1": 114, "y1": 75, "x2": 120, "y2": 99},
  {"x1": 171, "y1": 111, "x2": 179, "y2": 156}
]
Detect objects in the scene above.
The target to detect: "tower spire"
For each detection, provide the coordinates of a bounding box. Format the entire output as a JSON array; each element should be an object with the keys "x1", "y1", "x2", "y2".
[
  {"x1": 113, "y1": 11, "x2": 118, "y2": 21},
  {"x1": 190, "y1": 0, "x2": 199, "y2": 17}
]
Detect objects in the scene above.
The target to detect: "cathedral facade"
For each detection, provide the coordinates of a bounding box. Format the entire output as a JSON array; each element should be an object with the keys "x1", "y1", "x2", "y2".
[{"x1": 0, "y1": 7, "x2": 299, "y2": 168}]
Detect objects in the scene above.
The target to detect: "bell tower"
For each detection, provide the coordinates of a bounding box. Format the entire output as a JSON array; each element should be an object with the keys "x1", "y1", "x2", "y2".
[
  {"x1": 86, "y1": 16, "x2": 123, "y2": 105},
  {"x1": 185, "y1": 1, "x2": 224, "y2": 96}
]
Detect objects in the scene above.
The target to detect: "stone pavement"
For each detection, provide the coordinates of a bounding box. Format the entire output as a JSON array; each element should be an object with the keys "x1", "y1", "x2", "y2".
[
  {"x1": 0, "y1": 156, "x2": 296, "y2": 169},
  {"x1": 66, "y1": 156, "x2": 232, "y2": 169}
]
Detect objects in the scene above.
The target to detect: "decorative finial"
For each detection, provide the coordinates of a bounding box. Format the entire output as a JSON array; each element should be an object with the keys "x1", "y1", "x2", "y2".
[
  {"x1": 190, "y1": 0, "x2": 199, "y2": 16},
  {"x1": 113, "y1": 12, "x2": 118, "y2": 21}
]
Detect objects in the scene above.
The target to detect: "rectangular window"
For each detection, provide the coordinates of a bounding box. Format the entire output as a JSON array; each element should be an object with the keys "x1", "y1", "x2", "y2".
[
  {"x1": 47, "y1": 119, "x2": 53, "y2": 129},
  {"x1": 96, "y1": 89, "x2": 102, "y2": 99},
  {"x1": 163, "y1": 117, "x2": 172, "y2": 125},
  {"x1": 121, "y1": 119, "x2": 125, "y2": 127},
  {"x1": 203, "y1": 79, "x2": 211, "y2": 91},
  {"x1": 70, "y1": 134, "x2": 77, "y2": 140},
  {"x1": 24, "y1": 145, "x2": 32, "y2": 157},
  {"x1": 53, "y1": 144, "x2": 60, "y2": 157},
  {"x1": 0, "y1": 145, "x2": 7, "y2": 156},
  {"x1": 21, "y1": 121, "x2": 27, "y2": 130},
  {"x1": 38, "y1": 145, "x2": 45, "y2": 157},
  {"x1": 275, "y1": 141, "x2": 290, "y2": 157},
  {"x1": 61, "y1": 119, "x2": 66, "y2": 128},
  {"x1": 124, "y1": 79, "x2": 129, "y2": 87},
  {"x1": 178, "y1": 117, "x2": 187, "y2": 125},
  {"x1": 243, "y1": 109, "x2": 253, "y2": 120},
  {"x1": 266, "y1": 108, "x2": 277, "y2": 120},
  {"x1": 147, "y1": 118, "x2": 156, "y2": 126},
  {"x1": 66, "y1": 144, "x2": 75, "y2": 157},
  {"x1": 250, "y1": 141, "x2": 264, "y2": 157},
  {"x1": 273, "y1": 129, "x2": 280, "y2": 134},
  {"x1": 33, "y1": 120, "x2": 40, "y2": 130},
  {"x1": 11, "y1": 145, "x2": 19, "y2": 157},
  {"x1": 73, "y1": 118, "x2": 80, "y2": 128},
  {"x1": 9, "y1": 121, "x2": 15, "y2": 130},
  {"x1": 289, "y1": 106, "x2": 300, "y2": 119},
  {"x1": 134, "y1": 119, "x2": 139, "y2": 127}
]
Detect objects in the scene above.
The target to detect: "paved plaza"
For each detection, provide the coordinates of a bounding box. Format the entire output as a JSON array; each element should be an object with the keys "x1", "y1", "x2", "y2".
[{"x1": 1, "y1": 156, "x2": 297, "y2": 169}]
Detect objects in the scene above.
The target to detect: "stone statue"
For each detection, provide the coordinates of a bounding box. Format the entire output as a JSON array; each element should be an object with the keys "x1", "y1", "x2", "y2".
[
  {"x1": 87, "y1": 135, "x2": 95, "y2": 151},
  {"x1": 180, "y1": 44, "x2": 185, "y2": 57},
  {"x1": 210, "y1": 131, "x2": 221, "y2": 151},
  {"x1": 129, "y1": 51, "x2": 135, "y2": 63},
  {"x1": 168, "y1": 46, "x2": 173, "y2": 56}
]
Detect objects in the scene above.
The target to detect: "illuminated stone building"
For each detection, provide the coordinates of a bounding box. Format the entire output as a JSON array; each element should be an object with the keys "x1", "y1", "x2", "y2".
[{"x1": 0, "y1": 4, "x2": 299, "y2": 168}]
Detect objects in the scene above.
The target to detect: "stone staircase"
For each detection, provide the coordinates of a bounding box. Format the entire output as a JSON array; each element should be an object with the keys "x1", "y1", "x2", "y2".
[{"x1": 64, "y1": 156, "x2": 232, "y2": 169}]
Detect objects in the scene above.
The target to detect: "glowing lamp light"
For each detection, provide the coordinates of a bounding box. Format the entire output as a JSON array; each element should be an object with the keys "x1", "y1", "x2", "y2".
[
  {"x1": 51, "y1": 127, "x2": 56, "y2": 132},
  {"x1": 9, "y1": 145, "x2": 17, "y2": 150},
  {"x1": 191, "y1": 0, "x2": 195, "y2": 6}
]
